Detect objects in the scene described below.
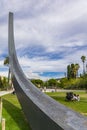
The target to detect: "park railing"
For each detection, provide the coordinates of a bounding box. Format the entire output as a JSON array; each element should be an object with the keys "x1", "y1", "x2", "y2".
[{"x1": 8, "y1": 12, "x2": 87, "y2": 130}]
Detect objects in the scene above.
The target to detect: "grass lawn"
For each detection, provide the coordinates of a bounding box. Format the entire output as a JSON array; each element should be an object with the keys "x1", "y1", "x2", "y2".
[
  {"x1": 0, "y1": 91, "x2": 87, "y2": 130},
  {"x1": 46, "y1": 91, "x2": 87, "y2": 116},
  {"x1": 0, "y1": 94, "x2": 32, "y2": 130}
]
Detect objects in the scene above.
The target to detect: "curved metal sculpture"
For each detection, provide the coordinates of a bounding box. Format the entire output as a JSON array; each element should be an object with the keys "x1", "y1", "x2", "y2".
[{"x1": 8, "y1": 12, "x2": 87, "y2": 130}]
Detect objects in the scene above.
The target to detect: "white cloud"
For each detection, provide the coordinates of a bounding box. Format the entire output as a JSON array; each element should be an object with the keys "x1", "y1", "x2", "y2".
[
  {"x1": 0, "y1": 0, "x2": 87, "y2": 79},
  {"x1": 18, "y1": 55, "x2": 68, "y2": 73}
]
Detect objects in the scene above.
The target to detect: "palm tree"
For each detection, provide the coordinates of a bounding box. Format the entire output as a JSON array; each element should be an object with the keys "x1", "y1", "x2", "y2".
[
  {"x1": 75, "y1": 63, "x2": 80, "y2": 77},
  {"x1": 71, "y1": 63, "x2": 75, "y2": 78},
  {"x1": 67, "y1": 65, "x2": 71, "y2": 79},
  {"x1": 3, "y1": 56, "x2": 10, "y2": 84},
  {"x1": 67, "y1": 63, "x2": 80, "y2": 79},
  {"x1": 86, "y1": 64, "x2": 87, "y2": 73},
  {"x1": 81, "y1": 56, "x2": 86, "y2": 74}
]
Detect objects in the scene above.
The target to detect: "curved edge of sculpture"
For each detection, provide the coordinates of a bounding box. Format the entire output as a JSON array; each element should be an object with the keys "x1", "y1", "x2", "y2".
[{"x1": 8, "y1": 12, "x2": 87, "y2": 130}]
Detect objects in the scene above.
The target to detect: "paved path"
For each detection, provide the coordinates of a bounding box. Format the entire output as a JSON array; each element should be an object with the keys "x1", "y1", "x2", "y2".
[
  {"x1": 42, "y1": 89, "x2": 85, "y2": 92},
  {"x1": 0, "y1": 90, "x2": 13, "y2": 97}
]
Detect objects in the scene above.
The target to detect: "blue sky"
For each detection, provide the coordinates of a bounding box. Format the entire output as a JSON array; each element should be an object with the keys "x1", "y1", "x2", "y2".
[{"x1": 0, "y1": 0, "x2": 87, "y2": 80}]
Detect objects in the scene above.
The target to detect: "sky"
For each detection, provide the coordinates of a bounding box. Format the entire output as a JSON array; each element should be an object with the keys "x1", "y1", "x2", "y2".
[{"x1": 0, "y1": 0, "x2": 87, "y2": 80}]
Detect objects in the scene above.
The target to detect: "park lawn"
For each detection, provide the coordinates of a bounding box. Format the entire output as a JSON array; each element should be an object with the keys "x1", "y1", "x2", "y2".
[
  {"x1": 0, "y1": 94, "x2": 32, "y2": 130},
  {"x1": 0, "y1": 91, "x2": 87, "y2": 130},
  {"x1": 46, "y1": 91, "x2": 87, "y2": 116}
]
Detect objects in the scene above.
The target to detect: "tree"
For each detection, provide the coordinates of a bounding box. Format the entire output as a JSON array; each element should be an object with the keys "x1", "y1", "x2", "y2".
[
  {"x1": 71, "y1": 63, "x2": 75, "y2": 78},
  {"x1": 86, "y1": 64, "x2": 87, "y2": 73},
  {"x1": 31, "y1": 79, "x2": 43, "y2": 88},
  {"x1": 67, "y1": 63, "x2": 80, "y2": 79},
  {"x1": 2, "y1": 77, "x2": 9, "y2": 90},
  {"x1": 47, "y1": 79, "x2": 57, "y2": 88},
  {"x1": 67, "y1": 65, "x2": 71, "y2": 79},
  {"x1": 3, "y1": 56, "x2": 10, "y2": 84},
  {"x1": 0, "y1": 76, "x2": 3, "y2": 90},
  {"x1": 81, "y1": 55, "x2": 86, "y2": 74},
  {"x1": 75, "y1": 63, "x2": 80, "y2": 77}
]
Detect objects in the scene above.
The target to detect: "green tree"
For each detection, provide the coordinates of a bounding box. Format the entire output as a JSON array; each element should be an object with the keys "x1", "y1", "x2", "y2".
[
  {"x1": 0, "y1": 76, "x2": 3, "y2": 90},
  {"x1": 3, "y1": 56, "x2": 10, "y2": 84},
  {"x1": 47, "y1": 79, "x2": 57, "y2": 88},
  {"x1": 71, "y1": 63, "x2": 76, "y2": 78},
  {"x1": 67, "y1": 63, "x2": 80, "y2": 79},
  {"x1": 31, "y1": 79, "x2": 43, "y2": 88},
  {"x1": 67, "y1": 65, "x2": 71, "y2": 79},
  {"x1": 75, "y1": 63, "x2": 80, "y2": 77},
  {"x1": 2, "y1": 77, "x2": 9, "y2": 90},
  {"x1": 81, "y1": 55, "x2": 86, "y2": 74}
]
